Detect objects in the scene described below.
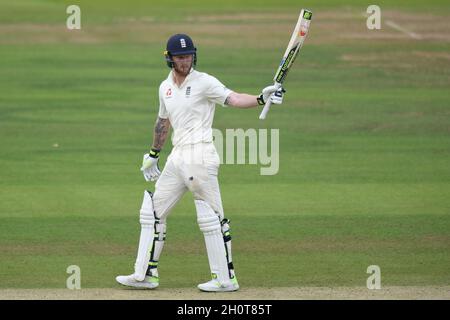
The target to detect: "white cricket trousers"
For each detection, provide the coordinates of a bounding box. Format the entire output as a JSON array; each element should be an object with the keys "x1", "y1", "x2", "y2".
[{"x1": 152, "y1": 142, "x2": 224, "y2": 222}]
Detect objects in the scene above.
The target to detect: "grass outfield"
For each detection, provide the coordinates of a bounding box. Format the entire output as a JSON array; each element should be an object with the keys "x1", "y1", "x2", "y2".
[{"x1": 0, "y1": 0, "x2": 449, "y2": 291}]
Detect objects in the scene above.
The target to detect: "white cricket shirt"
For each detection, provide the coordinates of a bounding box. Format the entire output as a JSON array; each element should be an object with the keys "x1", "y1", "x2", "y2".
[{"x1": 158, "y1": 69, "x2": 232, "y2": 147}]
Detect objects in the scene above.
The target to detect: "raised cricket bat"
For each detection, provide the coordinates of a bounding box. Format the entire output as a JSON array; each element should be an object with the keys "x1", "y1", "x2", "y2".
[{"x1": 259, "y1": 9, "x2": 312, "y2": 120}]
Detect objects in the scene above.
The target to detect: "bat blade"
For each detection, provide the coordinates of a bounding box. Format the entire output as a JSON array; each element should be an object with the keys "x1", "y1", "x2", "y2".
[{"x1": 259, "y1": 9, "x2": 312, "y2": 120}]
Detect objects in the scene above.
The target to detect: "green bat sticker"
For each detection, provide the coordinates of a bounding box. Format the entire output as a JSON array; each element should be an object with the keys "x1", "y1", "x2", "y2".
[{"x1": 303, "y1": 10, "x2": 312, "y2": 20}]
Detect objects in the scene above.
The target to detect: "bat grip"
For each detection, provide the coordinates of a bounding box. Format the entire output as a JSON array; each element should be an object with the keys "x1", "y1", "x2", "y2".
[
  {"x1": 259, "y1": 99, "x2": 272, "y2": 120},
  {"x1": 259, "y1": 82, "x2": 281, "y2": 120}
]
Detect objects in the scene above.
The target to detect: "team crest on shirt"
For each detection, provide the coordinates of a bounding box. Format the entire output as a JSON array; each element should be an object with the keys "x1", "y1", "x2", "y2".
[
  {"x1": 166, "y1": 88, "x2": 172, "y2": 98},
  {"x1": 185, "y1": 86, "x2": 191, "y2": 97}
]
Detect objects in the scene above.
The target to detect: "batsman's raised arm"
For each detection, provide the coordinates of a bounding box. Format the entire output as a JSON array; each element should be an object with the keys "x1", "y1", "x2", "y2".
[
  {"x1": 225, "y1": 92, "x2": 259, "y2": 108},
  {"x1": 225, "y1": 85, "x2": 286, "y2": 109}
]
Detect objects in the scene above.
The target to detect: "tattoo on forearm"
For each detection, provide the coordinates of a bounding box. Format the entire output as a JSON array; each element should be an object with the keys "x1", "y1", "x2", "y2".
[{"x1": 152, "y1": 117, "x2": 170, "y2": 150}]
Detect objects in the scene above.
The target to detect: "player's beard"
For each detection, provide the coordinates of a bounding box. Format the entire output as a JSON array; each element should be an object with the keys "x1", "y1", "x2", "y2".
[{"x1": 173, "y1": 60, "x2": 192, "y2": 77}]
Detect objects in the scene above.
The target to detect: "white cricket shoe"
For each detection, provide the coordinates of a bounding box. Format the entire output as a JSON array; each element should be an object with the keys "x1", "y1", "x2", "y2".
[
  {"x1": 115, "y1": 274, "x2": 159, "y2": 289},
  {"x1": 198, "y1": 276, "x2": 239, "y2": 292}
]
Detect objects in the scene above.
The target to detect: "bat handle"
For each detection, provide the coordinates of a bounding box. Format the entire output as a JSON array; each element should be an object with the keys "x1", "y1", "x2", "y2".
[
  {"x1": 259, "y1": 99, "x2": 272, "y2": 120},
  {"x1": 259, "y1": 82, "x2": 281, "y2": 120}
]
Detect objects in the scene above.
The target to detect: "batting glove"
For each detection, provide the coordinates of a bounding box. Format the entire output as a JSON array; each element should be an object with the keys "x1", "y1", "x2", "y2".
[
  {"x1": 270, "y1": 87, "x2": 286, "y2": 105},
  {"x1": 141, "y1": 149, "x2": 161, "y2": 182},
  {"x1": 257, "y1": 84, "x2": 286, "y2": 105}
]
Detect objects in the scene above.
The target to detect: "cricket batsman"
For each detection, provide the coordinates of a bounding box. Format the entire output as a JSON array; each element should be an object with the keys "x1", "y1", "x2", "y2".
[{"x1": 116, "y1": 34, "x2": 285, "y2": 292}]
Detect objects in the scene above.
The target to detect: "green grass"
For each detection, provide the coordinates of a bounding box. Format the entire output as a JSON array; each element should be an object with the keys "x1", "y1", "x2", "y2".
[
  {"x1": 0, "y1": 0, "x2": 449, "y2": 289},
  {"x1": 0, "y1": 214, "x2": 449, "y2": 288}
]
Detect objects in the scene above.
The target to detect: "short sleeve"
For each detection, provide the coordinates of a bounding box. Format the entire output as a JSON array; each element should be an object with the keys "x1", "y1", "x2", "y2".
[
  {"x1": 205, "y1": 75, "x2": 233, "y2": 107},
  {"x1": 158, "y1": 86, "x2": 169, "y2": 119}
]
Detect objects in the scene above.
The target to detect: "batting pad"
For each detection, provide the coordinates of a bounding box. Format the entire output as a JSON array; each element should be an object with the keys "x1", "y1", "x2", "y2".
[
  {"x1": 134, "y1": 190, "x2": 155, "y2": 281},
  {"x1": 196, "y1": 200, "x2": 230, "y2": 284}
]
